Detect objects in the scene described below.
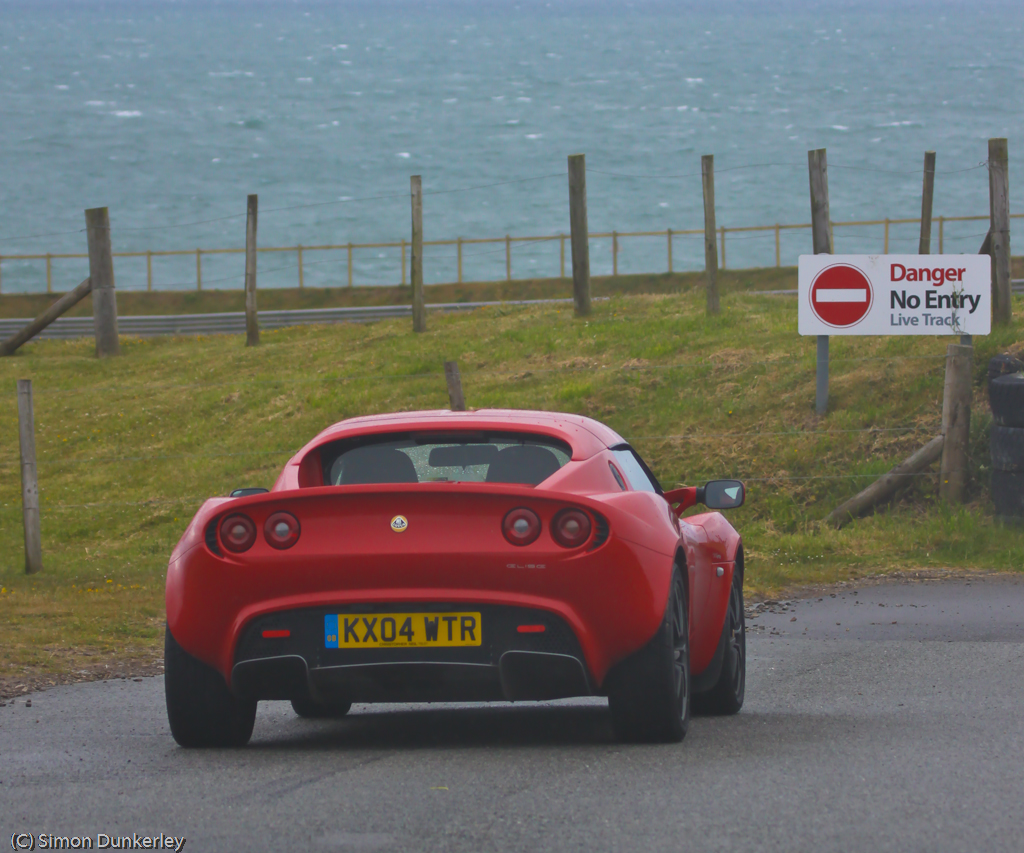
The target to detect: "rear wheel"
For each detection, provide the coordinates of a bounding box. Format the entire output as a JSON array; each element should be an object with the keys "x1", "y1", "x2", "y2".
[
  {"x1": 693, "y1": 569, "x2": 745, "y2": 716},
  {"x1": 291, "y1": 696, "x2": 352, "y2": 719},
  {"x1": 164, "y1": 628, "x2": 256, "y2": 748},
  {"x1": 607, "y1": 567, "x2": 690, "y2": 743}
]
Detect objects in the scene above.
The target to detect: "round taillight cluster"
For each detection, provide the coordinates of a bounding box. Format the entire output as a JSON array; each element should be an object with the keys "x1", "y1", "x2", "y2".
[
  {"x1": 502, "y1": 508, "x2": 541, "y2": 546},
  {"x1": 502, "y1": 507, "x2": 594, "y2": 549},
  {"x1": 551, "y1": 508, "x2": 592, "y2": 549},
  {"x1": 218, "y1": 511, "x2": 301, "y2": 553},
  {"x1": 220, "y1": 514, "x2": 257, "y2": 553},
  {"x1": 264, "y1": 511, "x2": 301, "y2": 550}
]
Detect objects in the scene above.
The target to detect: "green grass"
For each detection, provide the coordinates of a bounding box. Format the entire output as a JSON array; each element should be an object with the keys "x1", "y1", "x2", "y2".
[{"x1": 1, "y1": 280, "x2": 1022, "y2": 689}]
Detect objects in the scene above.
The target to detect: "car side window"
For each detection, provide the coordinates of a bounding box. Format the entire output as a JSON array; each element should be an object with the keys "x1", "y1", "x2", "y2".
[
  {"x1": 610, "y1": 447, "x2": 661, "y2": 494},
  {"x1": 609, "y1": 462, "x2": 627, "y2": 491}
]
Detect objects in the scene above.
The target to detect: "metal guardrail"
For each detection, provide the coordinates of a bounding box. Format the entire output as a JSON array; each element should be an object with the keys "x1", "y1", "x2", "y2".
[
  {"x1": 0, "y1": 298, "x2": 581, "y2": 341},
  {"x1": 3, "y1": 283, "x2": 1013, "y2": 343}
]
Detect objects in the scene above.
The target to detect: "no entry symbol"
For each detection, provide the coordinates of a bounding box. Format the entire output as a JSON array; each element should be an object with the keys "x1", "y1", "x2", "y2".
[{"x1": 809, "y1": 263, "x2": 874, "y2": 328}]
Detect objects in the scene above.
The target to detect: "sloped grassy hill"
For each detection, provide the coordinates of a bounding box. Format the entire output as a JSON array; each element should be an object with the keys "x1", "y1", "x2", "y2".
[{"x1": 1, "y1": 287, "x2": 1021, "y2": 689}]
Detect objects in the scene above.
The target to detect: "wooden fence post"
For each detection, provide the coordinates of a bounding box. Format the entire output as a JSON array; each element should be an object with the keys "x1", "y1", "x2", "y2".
[
  {"x1": 244, "y1": 194, "x2": 259, "y2": 347},
  {"x1": 196, "y1": 249, "x2": 202, "y2": 291},
  {"x1": 347, "y1": 243, "x2": 353, "y2": 287},
  {"x1": 505, "y1": 235, "x2": 512, "y2": 281},
  {"x1": 401, "y1": 239, "x2": 407, "y2": 287},
  {"x1": 919, "y1": 151, "x2": 936, "y2": 254},
  {"x1": 457, "y1": 238, "x2": 463, "y2": 283},
  {"x1": 1, "y1": 277, "x2": 92, "y2": 357},
  {"x1": 827, "y1": 435, "x2": 945, "y2": 529},
  {"x1": 297, "y1": 245, "x2": 304, "y2": 289},
  {"x1": 612, "y1": 231, "x2": 618, "y2": 276},
  {"x1": 808, "y1": 148, "x2": 832, "y2": 416},
  {"x1": 701, "y1": 155, "x2": 720, "y2": 315},
  {"x1": 567, "y1": 154, "x2": 592, "y2": 317},
  {"x1": 85, "y1": 207, "x2": 120, "y2": 358},
  {"x1": 775, "y1": 224, "x2": 781, "y2": 267},
  {"x1": 146, "y1": 251, "x2": 153, "y2": 292},
  {"x1": 939, "y1": 343, "x2": 973, "y2": 503},
  {"x1": 444, "y1": 361, "x2": 466, "y2": 411},
  {"x1": 988, "y1": 138, "x2": 1012, "y2": 326},
  {"x1": 411, "y1": 175, "x2": 426, "y2": 332},
  {"x1": 17, "y1": 379, "x2": 42, "y2": 575},
  {"x1": 667, "y1": 228, "x2": 673, "y2": 273},
  {"x1": 46, "y1": 254, "x2": 52, "y2": 294}
]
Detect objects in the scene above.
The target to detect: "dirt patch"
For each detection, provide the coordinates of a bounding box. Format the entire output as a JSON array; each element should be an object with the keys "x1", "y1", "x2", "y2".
[
  {"x1": 749, "y1": 566, "x2": 1019, "y2": 607},
  {"x1": 0, "y1": 655, "x2": 164, "y2": 701}
]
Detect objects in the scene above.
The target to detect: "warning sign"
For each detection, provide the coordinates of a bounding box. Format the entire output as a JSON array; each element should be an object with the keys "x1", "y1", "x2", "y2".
[
  {"x1": 798, "y1": 255, "x2": 990, "y2": 336},
  {"x1": 809, "y1": 264, "x2": 874, "y2": 328}
]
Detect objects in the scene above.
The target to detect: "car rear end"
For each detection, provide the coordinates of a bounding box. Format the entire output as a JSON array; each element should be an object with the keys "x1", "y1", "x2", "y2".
[{"x1": 167, "y1": 425, "x2": 671, "y2": 709}]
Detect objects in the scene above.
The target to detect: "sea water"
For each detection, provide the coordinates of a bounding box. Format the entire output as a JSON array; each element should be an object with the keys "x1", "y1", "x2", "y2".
[{"x1": 1, "y1": 0, "x2": 1021, "y2": 292}]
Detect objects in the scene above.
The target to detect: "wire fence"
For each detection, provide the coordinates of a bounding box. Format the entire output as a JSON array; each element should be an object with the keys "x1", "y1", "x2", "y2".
[
  {"x1": 0, "y1": 424, "x2": 943, "y2": 473},
  {"x1": 0, "y1": 154, "x2": 1017, "y2": 295},
  {"x1": 0, "y1": 153, "x2": 1002, "y2": 528},
  {"x1": 0, "y1": 348, "x2": 953, "y2": 522},
  {"x1": 11, "y1": 350, "x2": 951, "y2": 395}
]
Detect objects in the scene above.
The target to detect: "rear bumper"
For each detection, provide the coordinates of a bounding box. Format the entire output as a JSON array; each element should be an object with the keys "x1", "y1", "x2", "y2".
[
  {"x1": 231, "y1": 604, "x2": 592, "y2": 703},
  {"x1": 167, "y1": 533, "x2": 673, "y2": 687}
]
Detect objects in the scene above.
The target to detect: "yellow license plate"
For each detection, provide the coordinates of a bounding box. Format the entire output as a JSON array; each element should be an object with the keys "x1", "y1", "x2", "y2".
[{"x1": 325, "y1": 612, "x2": 482, "y2": 649}]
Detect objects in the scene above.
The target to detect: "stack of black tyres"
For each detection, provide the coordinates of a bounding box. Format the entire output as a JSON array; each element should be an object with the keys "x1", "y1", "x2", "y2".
[{"x1": 989, "y1": 354, "x2": 1024, "y2": 522}]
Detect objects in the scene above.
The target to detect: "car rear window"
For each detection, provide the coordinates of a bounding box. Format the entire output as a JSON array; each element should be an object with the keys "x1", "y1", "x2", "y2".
[{"x1": 319, "y1": 432, "x2": 573, "y2": 486}]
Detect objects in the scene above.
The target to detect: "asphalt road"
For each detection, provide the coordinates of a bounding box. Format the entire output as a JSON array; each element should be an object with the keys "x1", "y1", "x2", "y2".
[{"x1": 2, "y1": 575, "x2": 1022, "y2": 853}]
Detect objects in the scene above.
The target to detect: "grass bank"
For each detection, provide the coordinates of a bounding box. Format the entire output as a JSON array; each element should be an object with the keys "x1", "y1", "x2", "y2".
[{"x1": 1, "y1": 282, "x2": 1021, "y2": 694}]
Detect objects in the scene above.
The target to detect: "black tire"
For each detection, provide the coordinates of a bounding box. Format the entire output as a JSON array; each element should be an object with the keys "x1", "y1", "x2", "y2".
[
  {"x1": 291, "y1": 695, "x2": 352, "y2": 719},
  {"x1": 988, "y1": 354, "x2": 1024, "y2": 388},
  {"x1": 992, "y1": 469, "x2": 1024, "y2": 520},
  {"x1": 607, "y1": 567, "x2": 690, "y2": 743},
  {"x1": 164, "y1": 628, "x2": 256, "y2": 748},
  {"x1": 991, "y1": 425, "x2": 1024, "y2": 473},
  {"x1": 692, "y1": 568, "x2": 745, "y2": 716},
  {"x1": 989, "y1": 374, "x2": 1024, "y2": 428}
]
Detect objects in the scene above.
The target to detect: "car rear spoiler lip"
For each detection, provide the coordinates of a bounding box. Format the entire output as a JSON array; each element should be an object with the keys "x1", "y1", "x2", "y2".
[{"x1": 219, "y1": 482, "x2": 611, "y2": 514}]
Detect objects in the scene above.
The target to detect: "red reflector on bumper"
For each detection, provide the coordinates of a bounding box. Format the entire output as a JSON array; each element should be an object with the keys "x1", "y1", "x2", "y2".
[
  {"x1": 262, "y1": 629, "x2": 290, "y2": 639},
  {"x1": 517, "y1": 625, "x2": 546, "y2": 634}
]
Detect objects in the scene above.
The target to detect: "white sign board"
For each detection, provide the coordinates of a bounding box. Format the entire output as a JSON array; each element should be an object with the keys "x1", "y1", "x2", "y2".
[{"x1": 798, "y1": 255, "x2": 990, "y2": 336}]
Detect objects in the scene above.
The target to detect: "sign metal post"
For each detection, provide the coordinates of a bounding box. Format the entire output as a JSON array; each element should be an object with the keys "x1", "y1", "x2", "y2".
[{"x1": 807, "y1": 149, "x2": 832, "y2": 416}]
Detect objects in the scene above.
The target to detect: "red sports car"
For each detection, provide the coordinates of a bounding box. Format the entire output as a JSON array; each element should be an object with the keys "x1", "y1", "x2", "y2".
[{"x1": 165, "y1": 409, "x2": 746, "y2": 747}]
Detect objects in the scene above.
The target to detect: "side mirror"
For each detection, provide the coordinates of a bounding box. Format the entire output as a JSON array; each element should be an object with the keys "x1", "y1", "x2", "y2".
[
  {"x1": 230, "y1": 487, "x2": 269, "y2": 498},
  {"x1": 701, "y1": 480, "x2": 745, "y2": 509}
]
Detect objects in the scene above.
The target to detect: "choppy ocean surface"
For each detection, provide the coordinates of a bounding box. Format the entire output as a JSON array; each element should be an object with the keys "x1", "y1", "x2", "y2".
[{"x1": 1, "y1": 0, "x2": 1022, "y2": 292}]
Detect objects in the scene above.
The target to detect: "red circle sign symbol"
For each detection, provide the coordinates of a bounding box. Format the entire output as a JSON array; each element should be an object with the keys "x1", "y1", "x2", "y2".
[{"x1": 809, "y1": 263, "x2": 874, "y2": 328}]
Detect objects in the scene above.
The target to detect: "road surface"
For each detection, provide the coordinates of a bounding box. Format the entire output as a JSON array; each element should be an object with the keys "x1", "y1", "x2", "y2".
[{"x1": 2, "y1": 575, "x2": 1022, "y2": 852}]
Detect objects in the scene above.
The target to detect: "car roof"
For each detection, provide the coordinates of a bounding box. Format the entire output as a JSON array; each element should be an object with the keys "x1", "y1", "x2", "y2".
[{"x1": 302, "y1": 409, "x2": 625, "y2": 460}]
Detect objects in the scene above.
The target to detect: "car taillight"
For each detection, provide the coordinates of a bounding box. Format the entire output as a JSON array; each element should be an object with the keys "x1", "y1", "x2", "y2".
[
  {"x1": 264, "y1": 511, "x2": 301, "y2": 549},
  {"x1": 502, "y1": 508, "x2": 541, "y2": 546},
  {"x1": 220, "y1": 513, "x2": 257, "y2": 553},
  {"x1": 551, "y1": 508, "x2": 592, "y2": 548}
]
